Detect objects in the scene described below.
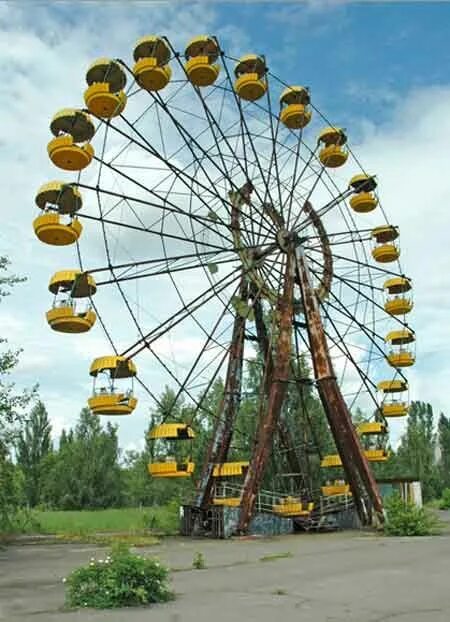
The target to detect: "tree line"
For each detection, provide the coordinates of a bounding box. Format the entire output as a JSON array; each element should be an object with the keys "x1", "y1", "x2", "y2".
[{"x1": 6, "y1": 392, "x2": 450, "y2": 517}]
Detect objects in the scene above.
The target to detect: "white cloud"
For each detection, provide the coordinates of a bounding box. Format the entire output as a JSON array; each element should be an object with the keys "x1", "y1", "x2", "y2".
[{"x1": 0, "y1": 2, "x2": 448, "y2": 460}]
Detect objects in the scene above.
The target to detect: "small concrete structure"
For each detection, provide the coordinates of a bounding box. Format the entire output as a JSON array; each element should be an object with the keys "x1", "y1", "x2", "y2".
[{"x1": 377, "y1": 477, "x2": 423, "y2": 507}]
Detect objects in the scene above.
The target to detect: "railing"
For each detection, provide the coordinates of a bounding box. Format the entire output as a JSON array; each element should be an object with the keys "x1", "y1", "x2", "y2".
[{"x1": 213, "y1": 481, "x2": 354, "y2": 518}]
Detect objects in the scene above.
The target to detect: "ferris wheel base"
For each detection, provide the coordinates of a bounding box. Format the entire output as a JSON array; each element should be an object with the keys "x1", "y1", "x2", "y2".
[{"x1": 179, "y1": 502, "x2": 362, "y2": 539}]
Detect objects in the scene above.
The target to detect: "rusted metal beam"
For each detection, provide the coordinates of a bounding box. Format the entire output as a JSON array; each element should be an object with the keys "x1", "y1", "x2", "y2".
[
  {"x1": 295, "y1": 244, "x2": 384, "y2": 524},
  {"x1": 252, "y1": 290, "x2": 306, "y2": 489},
  {"x1": 237, "y1": 251, "x2": 295, "y2": 533},
  {"x1": 193, "y1": 275, "x2": 248, "y2": 509},
  {"x1": 193, "y1": 183, "x2": 253, "y2": 510}
]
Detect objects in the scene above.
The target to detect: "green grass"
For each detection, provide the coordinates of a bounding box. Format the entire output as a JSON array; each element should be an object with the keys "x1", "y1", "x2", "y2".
[{"x1": 33, "y1": 505, "x2": 179, "y2": 537}]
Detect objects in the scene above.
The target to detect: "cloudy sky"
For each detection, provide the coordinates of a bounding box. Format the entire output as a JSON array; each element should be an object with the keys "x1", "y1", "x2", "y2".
[{"x1": 1, "y1": 0, "x2": 450, "y2": 453}]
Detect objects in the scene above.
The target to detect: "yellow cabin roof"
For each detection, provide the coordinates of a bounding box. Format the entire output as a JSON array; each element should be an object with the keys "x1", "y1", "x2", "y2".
[
  {"x1": 35, "y1": 181, "x2": 82, "y2": 214},
  {"x1": 383, "y1": 277, "x2": 412, "y2": 294},
  {"x1": 212, "y1": 461, "x2": 249, "y2": 477},
  {"x1": 234, "y1": 54, "x2": 266, "y2": 77},
  {"x1": 279, "y1": 85, "x2": 310, "y2": 106},
  {"x1": 133, "y1": 35, "x2": 171, "y2": 64},
  {"x1": 349, "y1": 173, "x2": 377, "y2": 192},
  {"x1": 357, "y1": 421, "x2": 387, "y2": 435},
  {"x1": 90, "y1": 355, "x2": 137, "y2": 378},
  {"x1": 321, "y1": 454, "x2": 342, "y2": 467},
  {"x1": 371, "y1": 225, "x2": 399, "y2": 243},
  {"x1": 48, "y1": 270, "x2": 96, "y2": 297},
  {"x1": 85, "y1": 58, "x2": 126, "y2": 92},
  {"x1": 185, "y1": 35, "x2": 219, "y2": 60},
  {"x1": 385, "y1": 329, "x2": 415, "y2": 345},
  {"x1": 50, "y1": 109, "x2": 95, "y2": 143},
  {"x1": 317, "y1": 126, "x2": 347, "y2": 146},
  {"x1": 148, "y1": 423, "x2": 195, "y2": 440},
  {"x1": 377, "y1": 379, "x2": 408, "y2": 393}
]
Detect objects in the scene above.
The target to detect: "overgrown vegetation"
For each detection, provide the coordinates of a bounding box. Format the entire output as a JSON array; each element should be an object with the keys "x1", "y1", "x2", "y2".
[
  {"x1": 65, "y1": 545, "x2": 173, "y2": 609},
  {"x1": 384, "y1": 494, "x2": 439, "y2": 537},
  {"x1": 34, "y1": 504, "x2": 179, "y2": 536},
  {"x1": 0, "y1": 256, "x2": 37, "y2": 532},
  {"x1": 192, "y1": 551, "x2": 206, "y2": 569},
  {"x1": 439, "y1": 488, "x2": 450, "y2": 510}
]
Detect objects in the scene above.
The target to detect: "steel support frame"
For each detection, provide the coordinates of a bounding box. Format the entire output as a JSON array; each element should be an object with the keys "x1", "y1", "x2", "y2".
[
  {"x1": 237, "y1": 250, "x2": 296, "y2": 533},
  {"x1": 193, "y1": 277, "x2": 248, "y2": 509},
  {"x1": 193, "y1": 183, "x2": 254, "y2": 510},
  {"x1": 252, "y1": 289, "x2": 306, "y2": 491},
  {"x1": 294, "y1": 245, "x2": 384, "y2": 524}
]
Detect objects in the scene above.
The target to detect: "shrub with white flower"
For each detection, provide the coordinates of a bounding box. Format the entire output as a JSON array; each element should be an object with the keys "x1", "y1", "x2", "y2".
[{"x1": 64, "y1": 545, "x2": 173, "y2": 609}]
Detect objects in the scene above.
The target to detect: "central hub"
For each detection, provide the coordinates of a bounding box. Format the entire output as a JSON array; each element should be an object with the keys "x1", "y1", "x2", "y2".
[{"x1": 276, "y1": 228, "x2": 295, "y2": 252}]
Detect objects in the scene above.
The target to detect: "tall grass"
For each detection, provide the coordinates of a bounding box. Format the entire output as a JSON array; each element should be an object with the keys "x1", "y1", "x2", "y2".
[{"x1": 34, "y1": 503, "x2": 179, "y2": 536}]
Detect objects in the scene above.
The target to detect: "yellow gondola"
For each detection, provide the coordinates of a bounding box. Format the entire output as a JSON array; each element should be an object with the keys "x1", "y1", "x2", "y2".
[
  {"x1": 184, "y1": 36, "x2": 220, "y2": 86},
  {"x1": 349, "y1": 174, "x2": 378, "y2": 213},
  {"x1": 378, "y1": 379, "x2": 409, "y2": 418},
  {"x1": 33, "y1": 213, "x2": 82, "y2": 246},
  {"x1": 386, "y1": 328, "x2": 416, "y2": 368},
  {"x1": 48, "y1": 109, "x2": 95, "y2": 171},
  {"x1": 318, "y1": 127, "x2": 348, "y2": 168},
  {"x1": 371, "y1": 225, "x2": 400, "y2": 263},
  {"x1": 279, "y1": 86, "x2": 311, "y2": 129},
  {"x1": 133, "y1": 35, "x2": 172, "y2": 91},
  {"x1": 84, "y1": 58, "x2": 127, "y2": 118},
  {"x1": 148, "y1": 422, "x2": 195, "y2": 478},
  {"x1": 234, "y1": 54, "x2": 267, "y2": 101},
  {"x1": 384, "y1": 276, "x2": 413, "y2": 315},
  {"x1": 148, "y1": 461, "x2": 195, "y2": 478},
  {"x1": 46, "y1": 270, "x2": 96, "y2": 333},
  {"x1": 88, "y1": 355, "x2": 137, "y2": 415}
]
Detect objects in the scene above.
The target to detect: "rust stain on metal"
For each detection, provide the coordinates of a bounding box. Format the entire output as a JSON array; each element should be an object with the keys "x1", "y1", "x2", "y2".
[
  {"x1": 253, "y1": 288, "x2": 304, "y2": 483},
  {"x1": 193, "y1": 183, "x2": 253, "y2": 510},
  {"x1": 295, "y1": 245, "x2": 384, "y2": 523},
  {"x1": 237, "y1": 251, "x2": 295, "y2": 533}
]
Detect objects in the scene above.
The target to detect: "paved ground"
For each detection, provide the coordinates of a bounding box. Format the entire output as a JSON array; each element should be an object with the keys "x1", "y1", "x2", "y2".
[{"x1": 1, "y1": 530, "x2": 450, "y2": 621}]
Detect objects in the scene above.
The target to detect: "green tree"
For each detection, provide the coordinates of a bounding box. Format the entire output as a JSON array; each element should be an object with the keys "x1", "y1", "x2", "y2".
[
  {"x1": 16, "y1": 401, "x2": 52, "y2": 507},
  {"x1": 438, "y1": 413, "x2": 450, "y2": 488},
  {"x1": 0, "y1": 257, "x2": 37, "y2": 529},
  {"x1": 44, "y1": 408, "x2": 123, "y2": 509},
  {"x1": 396, "y1": 401, "x2": 440, "y2": 501}
]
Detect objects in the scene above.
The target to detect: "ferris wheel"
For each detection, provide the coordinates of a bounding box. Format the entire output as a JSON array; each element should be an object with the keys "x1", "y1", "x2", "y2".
[{"x1": 33, "y1": 35, "x2": 415, "y2": 533}]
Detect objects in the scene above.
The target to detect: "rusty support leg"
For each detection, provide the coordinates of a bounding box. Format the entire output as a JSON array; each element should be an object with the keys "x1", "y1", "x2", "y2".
[
  {"x1": 237, "y1": 251, "x2": 295, "y2": 533},
  {"x1": 193, "y1": 182, "x2": 255, "y2": 511},
  {"x1": 295, "y1": 245, "x2": 384, "y2": 524},
  {"x1": 253, "y1": 287, "x2": 309, "y2": 494},
  {"x1": 193, "y1": 277, "x2": 248, "y2": 509}
]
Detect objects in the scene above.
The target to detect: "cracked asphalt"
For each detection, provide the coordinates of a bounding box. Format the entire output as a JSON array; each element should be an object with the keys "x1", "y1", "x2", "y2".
[{"x1": 1, "y1": 530, "x2": 450, "y2": 621}]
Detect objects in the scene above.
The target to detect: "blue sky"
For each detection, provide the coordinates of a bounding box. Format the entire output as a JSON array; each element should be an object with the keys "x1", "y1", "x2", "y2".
[{"x1": 1, "y1": 0, "x2": 450, "y2": 451}]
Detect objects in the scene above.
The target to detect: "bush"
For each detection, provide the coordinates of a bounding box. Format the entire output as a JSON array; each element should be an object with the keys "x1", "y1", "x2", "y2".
[
  {"x1": 0, "y1": 507, "x2": 40, "y2": 535},
  {"x1": 384, "y1": 494, "x2": 438, "y2": 536},
  {"x1": 192, "y1": 551, "x2": 206, "y2": 570},
  {"x1": 65, "y1": 545, "x2": 173, "y2": 609},
  {"x1": 439, "y1": 488, "x2": 450, "y2": 510}
]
